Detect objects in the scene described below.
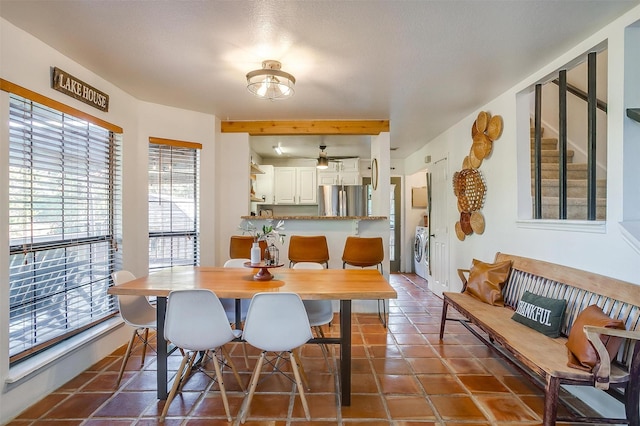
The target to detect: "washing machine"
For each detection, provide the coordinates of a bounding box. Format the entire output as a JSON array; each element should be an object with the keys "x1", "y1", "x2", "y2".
[{"x1": 414, "y1": 226, "x2": 428, "y2": 279}]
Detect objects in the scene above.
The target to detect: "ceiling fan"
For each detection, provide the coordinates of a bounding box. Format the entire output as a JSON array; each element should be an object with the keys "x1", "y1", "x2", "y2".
[{"x1": 316, "y1": 145, "x2": 358, "y2": 169}]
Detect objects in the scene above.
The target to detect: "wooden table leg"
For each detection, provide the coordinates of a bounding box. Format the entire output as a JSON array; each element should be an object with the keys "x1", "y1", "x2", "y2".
[{"x1": 340, "y1": 299, "x2": 352, "y2": 406}]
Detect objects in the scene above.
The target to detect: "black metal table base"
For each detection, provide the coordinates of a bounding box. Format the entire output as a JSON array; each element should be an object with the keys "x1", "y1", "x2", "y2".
[{"x1": 154, "y1": 297, "x2": 353, "y2": 406}]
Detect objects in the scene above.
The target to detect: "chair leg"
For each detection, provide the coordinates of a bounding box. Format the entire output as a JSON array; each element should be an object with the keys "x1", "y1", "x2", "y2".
[
  {"x1": 292, "y1": 348, "x2": 310, "y2": 390},
  {"x1": 141, "y1": 327, "x2": 149, "y2": 365},
  {"x1": 240, "y1": 351, "x2": 266, "y2": 424},
  {"x1": 177, "y1": 351, "x2": 199, "y2": 393},
  {"x1": 377, "y1": 299, "x2": 387, "y2": 328},
  {"x1": 289, "y1": 350, "x2": 311, "y2": 420},
  {"x1": 241, "y1": 341, "x2": 250, "y2": 370},
  {"x1": 116, "y1": 330, "x2": 138, "y2": 387},
  {"x1": 221, "y1": 345, "x2": 245, "y2": 392},
  {"x1": 314, "y1": 326, "x2": 332, "y2": 374},
  {"x1": 160, "y1": 351, "x2": 191, "y2": 421},
  {"x1": 211, "y1": 348, "x2": 233, "y2": 422}
]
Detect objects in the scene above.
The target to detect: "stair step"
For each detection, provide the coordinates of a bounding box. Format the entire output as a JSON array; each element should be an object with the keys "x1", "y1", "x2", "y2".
[
  {"x1": 530, "y1": 137, "x2": 558, "y2": 150},
  {"x1": 530, "y1": 127, "x2": 545, "y2": 137},
  {"x1": 537, "y1": 197, "x2": 606, "y2": 220},
  {"x1": 530, "y1": 149, "x2": 575, "y2": 163},
  {"x1": 532, "y1": 164, "x2": 588, "y2": 180},
  {"x1": 532, "y1": 179, "x2": 607, "y2": 198}
]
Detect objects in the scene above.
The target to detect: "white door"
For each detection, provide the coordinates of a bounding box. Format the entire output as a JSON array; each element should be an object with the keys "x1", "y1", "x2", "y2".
[{"x1": 429, "y1": 156, "x2": 449, "y2": 297}]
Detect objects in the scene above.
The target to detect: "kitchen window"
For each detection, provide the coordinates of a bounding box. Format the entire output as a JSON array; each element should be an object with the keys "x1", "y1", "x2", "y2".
[
  {"x1": 7, "y1": 87, "x2": 122, "y2": 363},
  {"x1": 148, "y1": 138, "x2": 200, "y2": 270}
]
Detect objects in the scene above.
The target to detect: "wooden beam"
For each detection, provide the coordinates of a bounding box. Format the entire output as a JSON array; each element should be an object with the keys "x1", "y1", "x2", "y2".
[{"x1": 221, "y1": 120, "x2": 389, "y2": 135}]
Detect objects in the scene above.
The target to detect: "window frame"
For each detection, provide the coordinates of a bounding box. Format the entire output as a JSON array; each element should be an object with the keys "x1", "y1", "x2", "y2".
[{"x1": 3, "y1": 79, "x2": 123, "y2": 364}]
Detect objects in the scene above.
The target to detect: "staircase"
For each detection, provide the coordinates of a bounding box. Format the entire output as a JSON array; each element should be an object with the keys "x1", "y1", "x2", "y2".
[{"x1": 531, "y1": 127, "x2": 606, "y2": 220}]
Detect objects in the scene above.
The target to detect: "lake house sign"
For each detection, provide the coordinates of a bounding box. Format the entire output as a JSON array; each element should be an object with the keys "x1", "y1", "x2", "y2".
[{"x1": 52, "y1": 67, "x2": 109, "y2": 112}]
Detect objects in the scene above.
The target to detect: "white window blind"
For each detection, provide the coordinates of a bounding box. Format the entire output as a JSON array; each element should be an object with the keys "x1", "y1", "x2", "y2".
[
  {"x1": 8, "y1": 93, "x2": 122, "y2": 363},
  {"x1": 148, "y1": 140, "x2": 199, "y2": 270}
]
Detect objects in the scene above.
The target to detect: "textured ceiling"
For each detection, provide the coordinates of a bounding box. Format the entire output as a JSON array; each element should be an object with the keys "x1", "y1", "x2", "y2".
[{"x1": 1, "y1": 0, "x2": 637, "y2": 160}]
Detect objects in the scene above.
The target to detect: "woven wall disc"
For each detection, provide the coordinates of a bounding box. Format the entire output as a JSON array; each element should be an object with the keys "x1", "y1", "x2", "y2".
[
  {"x1": 472, "y1": 133, "x2": 492, "y2": 160},
  {"x1": 470, "y1": 211, "x2": 485, "y2": 234},
  {"x1": 476, "y1": 111, "x2": 490, "y2": 132},
  {"x1": 468, "y1": 148, "x2": 482, "y2": 169},
  {"x1": 462, "y1": 156, "x2": 471, "y2": 169},
  {"x1": 487, "y1": 115, "x2": 503, "y2": 141},
  {"x1": 455, "y1": 221, "x2": 465, "y2": 241},
  {"x1": 471, "y1": 120, "x2": 478, "y2": 138},
  {"x1": 460, "y1": 211, "x2": 472, "y2": 235}
]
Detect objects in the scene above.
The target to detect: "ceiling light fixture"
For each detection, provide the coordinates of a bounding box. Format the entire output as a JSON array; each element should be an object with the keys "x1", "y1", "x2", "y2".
[
  {"x1": 317, "y1": 145, "x2": 329, "y2": 169},
  {"x1": 273, "y1": 145, "x2": 283, "y2": 155},
  {"x1": 246, "y1": 60, "x2": 295, "y2": 100}
]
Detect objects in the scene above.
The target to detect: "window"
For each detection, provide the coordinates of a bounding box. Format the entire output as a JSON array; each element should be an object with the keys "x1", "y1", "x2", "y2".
[
  {"x1": 528, "y1": 49, "x2": 607, "y2": 221},
  {"x1": 8, "y1": 90, "x2": 122, "y2": 363},
  {"x1": 148, "y1": 138, "x2": 200, "y2": 270}
]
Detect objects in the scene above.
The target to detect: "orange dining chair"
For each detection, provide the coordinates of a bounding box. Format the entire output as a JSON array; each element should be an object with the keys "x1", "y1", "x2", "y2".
[
  {"x1": 287, "y1": 235, "x2": 330, "y2": 267},
  {"x1": 229, "y1": 235, "x2": 267, "y2": 260},
  {"x1": 341, "y1": 236, "x2": 387, "y2": 327}
]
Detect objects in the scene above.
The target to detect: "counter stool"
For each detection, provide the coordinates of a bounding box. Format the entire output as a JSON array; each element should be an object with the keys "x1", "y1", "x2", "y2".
[
  {"x1": 230, "y1": 235, "x2": 267, "y2": 260},
  {"x1": 288, "y1": 235, "x2": 330, "y2": 268},
  {"x1": 341, "y1": 236, "x2": 387, "y2": 327}
]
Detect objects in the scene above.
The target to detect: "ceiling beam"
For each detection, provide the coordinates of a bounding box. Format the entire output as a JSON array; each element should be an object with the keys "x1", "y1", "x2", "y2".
[{"x1": 220, "y1": 120, "x2": 389, "y2": 135}]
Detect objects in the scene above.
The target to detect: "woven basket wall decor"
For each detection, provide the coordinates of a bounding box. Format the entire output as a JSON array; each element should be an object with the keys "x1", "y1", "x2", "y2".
[{"x1": 453, "y1": 110, "x2": 502, "y2": 241}]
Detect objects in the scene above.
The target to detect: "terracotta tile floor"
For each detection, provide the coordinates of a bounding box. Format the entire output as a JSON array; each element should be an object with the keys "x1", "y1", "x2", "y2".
[{"x1": 8, "y1": 273, "x2": 594, "y2": 425}]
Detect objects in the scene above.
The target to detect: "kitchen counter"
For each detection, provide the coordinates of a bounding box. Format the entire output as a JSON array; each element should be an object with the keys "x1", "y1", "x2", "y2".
[{"x1": 240, "y1": 215, "x2": 387, "y2": 220}]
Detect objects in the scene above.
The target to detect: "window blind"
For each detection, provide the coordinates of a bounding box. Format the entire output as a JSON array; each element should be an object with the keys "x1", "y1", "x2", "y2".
[
  {"x1": 8, "y1": 93, "x2": 122, "y2": 362},
  {"x1": 148, "y1": 141, "x2": 199, "y2": 270}
]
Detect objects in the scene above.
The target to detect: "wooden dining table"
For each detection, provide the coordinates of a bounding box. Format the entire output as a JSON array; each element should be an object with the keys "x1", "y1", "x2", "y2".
[{"x1": 107, "y1": 266, "x2": 397, "y2": 405}]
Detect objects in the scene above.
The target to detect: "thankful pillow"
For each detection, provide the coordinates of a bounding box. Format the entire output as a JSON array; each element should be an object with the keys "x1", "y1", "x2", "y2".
[
  {"x1": 463, "y1": 259, "x2": 512, "y2": 306},
  {"x1": 566, "y1": 305, "x2": 626, "y2": 372},
  {"x1": 511, "y1": 291, "x2": 566, "y2": 338}
]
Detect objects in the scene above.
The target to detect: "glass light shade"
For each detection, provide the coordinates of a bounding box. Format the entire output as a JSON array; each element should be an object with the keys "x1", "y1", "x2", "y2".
[
  {"x1": 246, "y1": 60, "x2": 295, "y2": 100},
  {"x1": 317, "y1": 156, "x2": 329, "y2": 169}
]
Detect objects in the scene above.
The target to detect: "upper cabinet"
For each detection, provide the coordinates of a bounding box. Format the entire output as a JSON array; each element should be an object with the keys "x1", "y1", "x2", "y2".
[
  {"x1": 274, "y1": 167, "x2": 317, "y2": 204},
  {"x1": 317, "y1": 158, "x2": 361, "y2": 185}
]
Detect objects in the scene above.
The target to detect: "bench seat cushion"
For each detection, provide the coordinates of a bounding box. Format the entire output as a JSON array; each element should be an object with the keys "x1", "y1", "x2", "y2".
[{"x1": 444, "y1": 291, "x2": 594, "y2": 382}]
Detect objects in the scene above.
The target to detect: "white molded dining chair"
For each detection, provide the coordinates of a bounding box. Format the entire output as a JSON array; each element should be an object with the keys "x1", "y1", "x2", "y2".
[
  {"x1": 292, "y1": 262, "x2": 334, "y2": 372},
  {"x1": 112, "y1": 270, "x2": 156, "y2": 387},
  {"x1": 239, "y1": 292, "x2": 313, "y2": 422},
  {"x1": 222, "y1": 258, "x2": 251, "y2": 368},
  {"x1": 160, "y1": 289, "x2": 244, "y2": 422}
]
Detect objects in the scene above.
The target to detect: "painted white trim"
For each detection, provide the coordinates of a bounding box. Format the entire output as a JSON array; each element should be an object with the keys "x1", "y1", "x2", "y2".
[
  {"x1": 516, "y1": 219, "x2": 606, "y2": 233},
  {"x1": 5, "y1": 318, "x2": 124, "y2": 386}
]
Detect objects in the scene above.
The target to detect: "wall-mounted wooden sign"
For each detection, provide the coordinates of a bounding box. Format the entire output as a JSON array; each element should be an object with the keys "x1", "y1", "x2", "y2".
[{"x1": 51, "y1": 67, "x2": 109, "y2": 112}]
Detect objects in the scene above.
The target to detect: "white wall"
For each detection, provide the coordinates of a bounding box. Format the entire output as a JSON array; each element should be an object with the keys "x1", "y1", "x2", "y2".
[
  {"x1": 404, "y1": 5, "x2": 640, "y2": 285},
  {"x1": 403, "y1": 5, "x2": 640, "y2": 417},
  {"x1": 0, "y1": 18, "x2": 219, "y2": 422}
]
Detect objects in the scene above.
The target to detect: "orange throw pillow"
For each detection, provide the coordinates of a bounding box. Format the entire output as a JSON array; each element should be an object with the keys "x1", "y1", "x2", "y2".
[
  {"x1": 463, "y1": 259, "x2": 512, "y2": 306},
  {"x1": 566, "y1": 305, "x2": 626, "y2": 372}
]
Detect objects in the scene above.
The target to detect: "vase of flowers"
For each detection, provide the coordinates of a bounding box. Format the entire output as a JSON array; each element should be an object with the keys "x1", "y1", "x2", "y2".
[{"x1": 239, "y1": 219, "x2": 286, "y2": 265}]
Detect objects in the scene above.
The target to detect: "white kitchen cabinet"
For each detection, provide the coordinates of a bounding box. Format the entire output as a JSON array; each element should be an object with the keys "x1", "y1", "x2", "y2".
[
  {"x1": 317, "y1": 158, "x2": 360, "y2": 186},
  {"x1": 254, "y1": 164, "x2": 274, "y2": 203},
  {"x1": 274, "y1": 167, "x2": 317, "y2": 204}
]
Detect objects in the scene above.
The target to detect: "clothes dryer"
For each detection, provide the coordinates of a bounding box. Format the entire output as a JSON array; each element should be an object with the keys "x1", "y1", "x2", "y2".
[{"x1": 413, "y1": 226, "x2": 428, "y2": 279}]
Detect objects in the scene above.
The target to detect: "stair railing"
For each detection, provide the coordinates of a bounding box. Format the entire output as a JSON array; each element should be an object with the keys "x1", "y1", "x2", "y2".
[{"x1": 533, "y1": 51, "x2": 606, "y2": 220}]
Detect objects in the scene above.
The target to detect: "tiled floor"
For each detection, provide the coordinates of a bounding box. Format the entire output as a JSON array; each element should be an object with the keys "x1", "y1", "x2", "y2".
[{"x1": 8, "y1": 273, "x2": 593, "y2": 425}]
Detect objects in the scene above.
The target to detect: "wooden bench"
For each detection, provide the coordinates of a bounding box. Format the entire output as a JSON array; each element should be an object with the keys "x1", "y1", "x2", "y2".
[{"x1": 439, "y1": 252, "x2": 640, "y2": 426}]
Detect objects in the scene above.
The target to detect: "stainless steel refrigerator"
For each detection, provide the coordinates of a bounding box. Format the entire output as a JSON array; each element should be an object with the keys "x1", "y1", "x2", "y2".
[{"x1": 318, "y1": 185, "x2": 369, "y2": 216}]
